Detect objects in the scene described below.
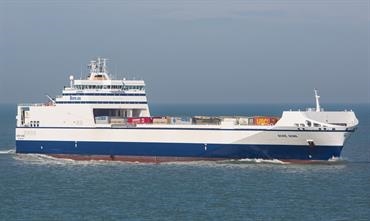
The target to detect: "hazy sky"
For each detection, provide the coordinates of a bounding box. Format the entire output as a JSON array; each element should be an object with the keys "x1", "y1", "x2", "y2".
[{"x1": 0, "y1": 0, "x2": 369, "y2": 104}]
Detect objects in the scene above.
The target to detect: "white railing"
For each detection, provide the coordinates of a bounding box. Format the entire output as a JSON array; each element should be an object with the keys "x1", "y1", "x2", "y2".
[{"x1": 18, "y1": 103, "x2": 54, "y2": 107}]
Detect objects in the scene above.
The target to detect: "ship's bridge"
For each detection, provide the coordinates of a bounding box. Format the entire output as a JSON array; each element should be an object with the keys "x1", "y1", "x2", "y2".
[
  {"x1": 63, "y1": 58, "x2": 146, "y2": 93},
  {"x1": 54, "y1": 58, "x2": 150, "y2": 120}
]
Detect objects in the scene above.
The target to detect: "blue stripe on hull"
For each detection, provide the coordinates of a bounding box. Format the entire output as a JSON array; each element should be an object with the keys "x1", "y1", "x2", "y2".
[{"x1": 16, "y1": 141, "x2": 342, "y2": 161}]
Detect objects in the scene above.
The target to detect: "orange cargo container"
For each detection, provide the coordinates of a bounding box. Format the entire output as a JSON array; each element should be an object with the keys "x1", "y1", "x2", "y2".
[
  {"x1": 253, "y1": 116, "x2": 279, "y2": 125},
  {"x1": 270, "y1": 117, "x2": 279, "y2": 125}
]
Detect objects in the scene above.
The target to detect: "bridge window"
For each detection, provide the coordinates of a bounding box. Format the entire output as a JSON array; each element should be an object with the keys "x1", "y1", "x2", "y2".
[{"x1": 123, "y1": 85, "x2": 145, "y2": 91}]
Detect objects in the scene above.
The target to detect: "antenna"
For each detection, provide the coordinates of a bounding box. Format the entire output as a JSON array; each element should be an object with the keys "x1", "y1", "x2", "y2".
[
  {"x1": 314, "y1": 89, "x2": 321, "y2": 112},
  {"x1": 70, "y1": 75, "x2": 74, "y2": 88},
  {"x1": 103, "y1": 58, "x2": 107, "y2": 73}
]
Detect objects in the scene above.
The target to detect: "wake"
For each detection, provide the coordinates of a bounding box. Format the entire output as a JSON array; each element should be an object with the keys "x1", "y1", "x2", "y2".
[
  {"x1": 0, "y1": 148, "x2": 15, "y2": 154},
  {"x1": 235, "y1": 158, "x2": 289, "y2": 164},
  {"x1": 13, "y1": 153, "x2": 144, "y2": 166}
]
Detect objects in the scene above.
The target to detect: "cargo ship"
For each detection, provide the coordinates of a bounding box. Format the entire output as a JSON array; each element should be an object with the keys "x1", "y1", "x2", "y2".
[{"x1": 15, "y1": 58, "x2": 359, "y2": 162}]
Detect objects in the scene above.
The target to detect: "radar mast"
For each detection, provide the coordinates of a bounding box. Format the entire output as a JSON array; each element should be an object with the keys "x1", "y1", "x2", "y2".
[{"x1": 314, "y1": 89, "x2": 321, "y2": 112}]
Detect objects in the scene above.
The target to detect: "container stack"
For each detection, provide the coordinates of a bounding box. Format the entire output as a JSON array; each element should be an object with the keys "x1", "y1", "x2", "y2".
[
  {"x1": 127, "y1": 117, "x2": 153, "y2": 124},
  {"x1": 110, "y1": 117, "x2": 127, "y2": 124},
  {"x1": 95, "y1": 115, "x2": 279, "y2": 126},
  {"x1": 152, "y1": 117, "x2": 168, "y2": 124},
  {"x1": 252, "y1": 116, "x2": 279, "y2": 126},
  {"x1": 168, "y1": 117, "x2": 192, "y2": 125},
  {"x1": 95, "y1": 116, "x2": 109, "y2": 124},
  {"x1": 192, "y1": 116, "x2": 221, "y2": 125},
  {"x1": 237, "y1": 117, "x2": 249, "y2": 125}
]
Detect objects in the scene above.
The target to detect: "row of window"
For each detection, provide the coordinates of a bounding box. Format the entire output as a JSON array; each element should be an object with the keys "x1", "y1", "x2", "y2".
[
  {"x1": 298, "y1": 127, "x2": 335, "y2": 131},
  {"x1": 73, "y1": 85, "x2": 145, "y2": 90},
  {"x1": 295, "y1": 121, "x2": 322, "y2": 128},
  {"x1": 56, "y1": 101, "x2": 147, "y2": 104},
  {"x1": 62, "y1": 93, "x2": 146, "y2": 96},
  {"x1": 30, "y1": 121, "x2": 40, "y2": 127},
  {"x1": 296, "y1": 120, "x2": 347, "y2": 129},
  {"x1": 295, "y1": 120, "x2": 339, "y2": 131},
  {"x1": 123, "y1": 86, "x2": 145, "y2": 91}
]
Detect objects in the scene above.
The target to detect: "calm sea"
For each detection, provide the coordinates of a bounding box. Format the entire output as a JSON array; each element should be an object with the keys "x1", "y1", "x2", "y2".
[{"x1": 0, "y1": 103, "x2": 369, "y2": 221}]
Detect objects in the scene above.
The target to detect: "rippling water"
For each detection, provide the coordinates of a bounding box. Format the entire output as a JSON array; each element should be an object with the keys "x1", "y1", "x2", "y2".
[{"x1": 0, "y1": 103, "x2": 369, "y2": 220}]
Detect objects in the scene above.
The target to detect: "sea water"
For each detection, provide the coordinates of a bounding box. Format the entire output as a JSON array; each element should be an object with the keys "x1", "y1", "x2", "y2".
[{"x1": 0, "y1": 103, "x2": 369, "y2": 221}]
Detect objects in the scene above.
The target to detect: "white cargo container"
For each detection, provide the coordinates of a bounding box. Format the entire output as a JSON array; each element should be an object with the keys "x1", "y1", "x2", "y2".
[{"x1": 95, "y1": 116, "x2": 109, "y2": 124}]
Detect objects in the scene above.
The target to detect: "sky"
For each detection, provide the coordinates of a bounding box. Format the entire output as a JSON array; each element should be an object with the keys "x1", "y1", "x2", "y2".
[{"x1": 0, "y1": 0, "x2": 369, "y2": 104}]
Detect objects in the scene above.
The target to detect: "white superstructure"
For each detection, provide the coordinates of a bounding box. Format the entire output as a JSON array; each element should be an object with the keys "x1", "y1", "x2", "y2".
[{"x1": 17, "y1": 58, "x2": 150, "y2": 128}]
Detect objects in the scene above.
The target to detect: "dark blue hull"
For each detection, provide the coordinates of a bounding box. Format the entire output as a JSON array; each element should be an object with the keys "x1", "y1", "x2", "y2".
[{"x1": 16, "y1": 140, "x2": 343, "y2": 161}]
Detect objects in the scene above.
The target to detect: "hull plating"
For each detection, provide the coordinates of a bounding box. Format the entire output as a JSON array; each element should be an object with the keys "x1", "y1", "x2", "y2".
[{"x1": 16, "y1": 140, "x2": 343, "y2": 161}]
